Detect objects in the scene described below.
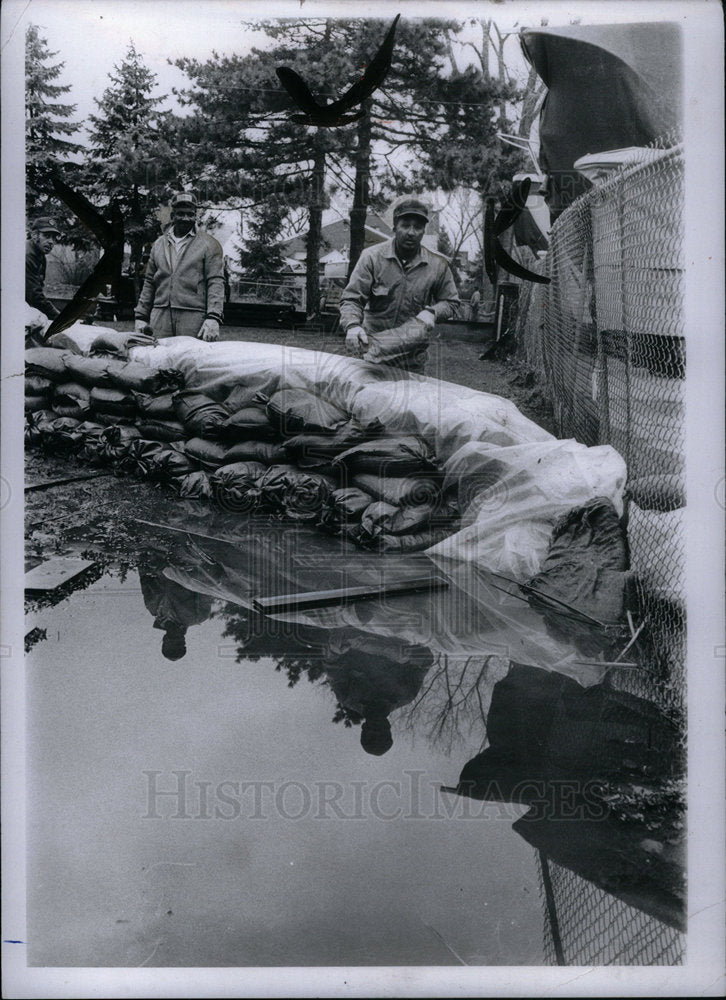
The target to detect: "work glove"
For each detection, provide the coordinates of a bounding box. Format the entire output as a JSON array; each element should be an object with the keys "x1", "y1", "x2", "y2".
[
  {"x1": 345, "y1": 325, "x2": 368, "y2": 355},
  {"x1": 199, "y1": 318, "x2": 220, "y2": 342},
  {"x1": 415, "y1": 309, "x2": 436, "y2": 328},
  {"x1": 134, "y1": 318, "x2": 149, "y2": 335}
]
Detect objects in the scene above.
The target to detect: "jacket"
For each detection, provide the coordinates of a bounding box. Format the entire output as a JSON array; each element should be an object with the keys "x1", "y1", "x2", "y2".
[
  {"x1": 135, "y1": 229, "x2": 225, "y2": 322},
  {"x1": 25, "y1": 240, "x2": 60, "y2": 320},
  {"x1": 339, "y1": 239, "x2": 459, "y2": 334}
]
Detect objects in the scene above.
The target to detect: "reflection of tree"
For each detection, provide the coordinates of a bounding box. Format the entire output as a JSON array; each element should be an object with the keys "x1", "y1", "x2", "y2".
[{"x1": 402, "y1": 653, "x2": 510, "y2": 753}]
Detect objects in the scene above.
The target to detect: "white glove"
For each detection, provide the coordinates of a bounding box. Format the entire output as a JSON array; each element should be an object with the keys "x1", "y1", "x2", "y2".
[
  {"x1": 134, "y1": 319, "x2": 149, "y2": 335},
  {"x1": 345, "y1": 325, "x2": 368, "y2": 355},
  {"x1": 415, "y1": 309, "x2": 436, "y2": 328},
  {"x1": 199, "y1": 318, "x2": 220, "y2": 342}
]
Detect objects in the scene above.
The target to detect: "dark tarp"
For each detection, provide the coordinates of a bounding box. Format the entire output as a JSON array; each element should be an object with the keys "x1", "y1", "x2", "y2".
[{"x1": 520, "y1": 22, "x2": 682, "y2": 214}]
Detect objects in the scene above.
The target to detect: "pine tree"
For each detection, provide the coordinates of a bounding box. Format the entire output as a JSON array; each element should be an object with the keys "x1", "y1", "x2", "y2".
[
  {"x1": 25, "y1": 24, "x2": 83, "y2": 214},
  {"x1": 85, "y1": 42, "x2": 178, "y2": 277}
]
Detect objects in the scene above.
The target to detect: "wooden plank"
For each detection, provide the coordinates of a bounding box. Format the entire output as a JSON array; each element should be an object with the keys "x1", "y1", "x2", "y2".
[
  {"x1": 25, "y1": 472, "x2": 113, "y2": 492},
  {"x1": 253, "y1": 576, "x2": 449, "y2": 614},
  {"x1": 25, "y1": 557, "x2": 96, "y2": 592}
]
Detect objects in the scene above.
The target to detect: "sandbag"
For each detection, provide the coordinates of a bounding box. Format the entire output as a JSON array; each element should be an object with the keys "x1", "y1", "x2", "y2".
[
  {"x1": 177, "y1": 471, "x2": 214, "y2": 501},
  {"x1": 352, "y1": 524, "x2": 452, "y2": 553},
  {"x1": 318, "y1": 487, "x2": 374, "y2": 534},
  {"x1": 159, "y1": 448, "x2": 196, "y2": 480},
  {"x1": 282, "y1": 470, "x2": 338, "y2": 523},
  {"x1": 25, "y1": 347, "x2": 70, "y2": 382},
  {"x1": 282, "y1": 418, "x2": 384, "y2": 468},
  {"x1": 351, "y1": 472, "x2": 440, "y2": 508},
  {"x1": 106, "y1": 359, "x2": 184, "y2": 394},
  {"x1": 136, "y1": 419, "x2": 186, "y2": 443},
  {"x1": 93, "y1": 411, "x2": 137, "y2": 427},
  {"x1": 222, "y1": 440, "x2": 288, "y2": 466},
  {"x1": 25, "y1": 416, "x2": 44, "y2": 447},
  {"x1": 333, "y1": 435, "x2": 439, "y2": 478},
  {"x1": 134, "y1": 391, "x2": 177, "y2": 420},
  {"x1": 173, "y1": 391, "x2": 230, "y2": 439},
  {"x1": 362, "y1": 318, "x2": 429, "y2": 368},
  {"x1": 25, "y1": 375, "x2": 54, "y2": 397},
  {"x1": 89, "y1": 386, "x2": 137, "y2": 417},
  {"x1": 627, "y1": 474, "x2": 685, "y2": 513},
  {"x1": 128, "y1": 439, "x2": 169, "y2": 479},
  {"x1": 223, "y1": 384, "x2": 270, "y2": 411},
  {"x1": 25, "y1": 395, "x2": 48, "y2": 414},
  {"x1": 90, "y1": 329, "x2": 156, "y2": 358},
  {"x1": 77, "y1": 421, "x2": 109, "y2": 465},
  {"x1": 46, "y1": 323, "x2": 120, "y2": 355},
  {"x1": 265, "y1": 388, "x2": 348, "y2": 436},
  {"x1": 211, "y1": 461, "x2": 267, "y2": 511},
  {"x1": 219, "y1": 406, "x2": 278, "y2": 442},
  {"x1": 42, "y1": 416, "x2": 83, "y2": 453},
  {"x1": 101, "y1": 425, "x2": 143, "y2": 469},
  {"x1": 63, "y1": 354, "x2": 115, "y2": 387},
  {"x1": 184, "y1": 437, "x2": 229, "y2": 471},
  {"x1": 52, "y1": 381, "x2": 92, "y2": 417}
]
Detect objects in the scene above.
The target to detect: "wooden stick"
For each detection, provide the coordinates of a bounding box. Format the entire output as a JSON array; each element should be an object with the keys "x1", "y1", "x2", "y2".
[
  {"x1": 25, "y1": 471, "x2": 114, "y2": 491},
  {"x1": 253, "y1": 576, "x2": 449, "y2": 614}
]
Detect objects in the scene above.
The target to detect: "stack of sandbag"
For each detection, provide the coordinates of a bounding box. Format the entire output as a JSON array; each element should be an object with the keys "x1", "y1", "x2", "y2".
[{"x1": 24, "y1": 343, "x2": 464, "y2": 553}]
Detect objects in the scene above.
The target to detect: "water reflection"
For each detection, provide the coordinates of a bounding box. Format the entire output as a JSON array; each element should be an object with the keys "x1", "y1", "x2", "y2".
[
  {"x1": 29, "y1": 509, "x2": 685, "y2": 963},
  {"x1": 139, "y1": 558, "x2": 214, "y2": 661}
]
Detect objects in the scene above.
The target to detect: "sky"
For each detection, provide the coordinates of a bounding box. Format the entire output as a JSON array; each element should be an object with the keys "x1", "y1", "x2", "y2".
[{"x1": 9, "y1": 0, "x2": 695, "y2": 140}]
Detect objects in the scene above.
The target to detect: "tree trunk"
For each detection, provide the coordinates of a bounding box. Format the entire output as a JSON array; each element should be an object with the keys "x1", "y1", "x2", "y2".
[
  {"x1": 347, "y1": 100, "x2": 373, "y2": 281},
  {"x1": 305, "y1": 137, "x2": 326, "y2": 320}
]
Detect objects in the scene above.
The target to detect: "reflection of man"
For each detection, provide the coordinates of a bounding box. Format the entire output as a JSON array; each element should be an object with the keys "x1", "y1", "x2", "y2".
[
  {"x1": 339, "y1": 196, "x2": 459, "y2": 372},
  {"x1": 25, "y1": 217, "x2": 62, "y2": 323},
  {"x1": 323, "y1": 630, "x2": 433, "y2": 755},
  {"x1": 139, "y1": 566, "x2": 214, "y2": 661},
  {"x1": 134, "y1": 192, "x2": 225, "y2": 340}
]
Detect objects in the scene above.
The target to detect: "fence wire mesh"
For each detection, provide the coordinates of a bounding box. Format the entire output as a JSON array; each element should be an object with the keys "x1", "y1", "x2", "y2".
[
  {"x1": 536, "y1": 852, "x2": 685, "y2": 966},
  {"x1": 517, "y1": 140, "x2": 686, "y2": 720}
]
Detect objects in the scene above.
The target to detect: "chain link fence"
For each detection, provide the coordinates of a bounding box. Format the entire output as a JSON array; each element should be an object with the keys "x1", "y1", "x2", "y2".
[
  {"x1": 516, "y1": 140, "x2": 686, "y2": 720},
  {"x1": 516, "y1": 144, "x2": 687, "y2": 966},
  {"x1": 536, "y1": 852, "x2": 685, "y2": 966}
]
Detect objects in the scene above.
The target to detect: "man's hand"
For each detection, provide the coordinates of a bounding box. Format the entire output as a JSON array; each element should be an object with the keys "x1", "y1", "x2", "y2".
[
  {"x1": 415, "y1": 309, "x2": 436, "y2": 328},
  {"x1": 134, "y1": 319, "x2": 149, "y2": 335},
  {"x1": 345, "y1": 325, "x2": 368, "y2": 355},
  {"x1": 199, "y1": 318, "x2": 220, "y2": 342}
]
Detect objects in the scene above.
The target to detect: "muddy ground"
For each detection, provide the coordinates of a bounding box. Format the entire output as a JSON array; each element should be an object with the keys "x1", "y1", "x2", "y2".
[{"x1": 25, "y1": 322, "x2": 555, "y2": 556}]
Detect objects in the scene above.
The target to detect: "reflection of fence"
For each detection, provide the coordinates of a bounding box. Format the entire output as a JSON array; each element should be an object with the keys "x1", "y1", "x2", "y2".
[
  {"x1": 516, "y1": 140, "x2": 686, "y2": 719},
  {"x1": 537, "y1": 852, "x2": 685, "y2": 966}
]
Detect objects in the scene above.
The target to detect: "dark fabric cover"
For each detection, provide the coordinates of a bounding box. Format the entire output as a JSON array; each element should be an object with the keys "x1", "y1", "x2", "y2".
[
  {"x1": 184, "y1": 436, "x2": 229, "y2": 471},
  {"x1": 222, "y1": 440, "x2": 288, "y2": 466}
]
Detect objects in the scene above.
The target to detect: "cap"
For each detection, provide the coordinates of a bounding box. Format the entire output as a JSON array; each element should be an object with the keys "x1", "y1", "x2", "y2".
[
  {"x1": 32, "y1": 217, "x2": 61, "y2": 235},
  {"x1": 392, "y1": 196, "x2": 430, "y2": 223},
  {"x1": 360, "y1": 716, "x2": 393, "y2": 756},
  {"x1": 170, "y1": 191, "x2": 198, "y2": 211}
]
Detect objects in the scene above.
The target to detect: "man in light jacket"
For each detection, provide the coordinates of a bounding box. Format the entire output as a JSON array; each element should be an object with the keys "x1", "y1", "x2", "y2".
[
  {"x1": 339, "y1": 195, "x2": 459, "y2": 372},
  {"x1": 134, "y1": 192, "x2": 225, "y2": 340}
]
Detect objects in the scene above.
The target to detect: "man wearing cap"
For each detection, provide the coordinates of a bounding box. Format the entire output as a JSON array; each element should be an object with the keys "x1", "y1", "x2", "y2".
[
  {"x1": 25, "y1": 217, "x2": 62, "y2": 322},
  {"x1": 134, "y1": 192, "x2": 225, "y2": 340},
  {"x1": 339, "y1": 196, "x2": 459, "y2": 372}
]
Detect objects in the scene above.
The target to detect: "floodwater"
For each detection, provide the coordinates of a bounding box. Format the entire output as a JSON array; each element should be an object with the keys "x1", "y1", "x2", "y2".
[{"x1": 24, "y1": 511, "x2": 685, "y2": 967}]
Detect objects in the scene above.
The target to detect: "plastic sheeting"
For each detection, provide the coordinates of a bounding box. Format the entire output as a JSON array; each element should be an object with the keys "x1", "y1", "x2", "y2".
[{"x1": 129, "y1": 338, "x2": 627, "y2": 582}]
